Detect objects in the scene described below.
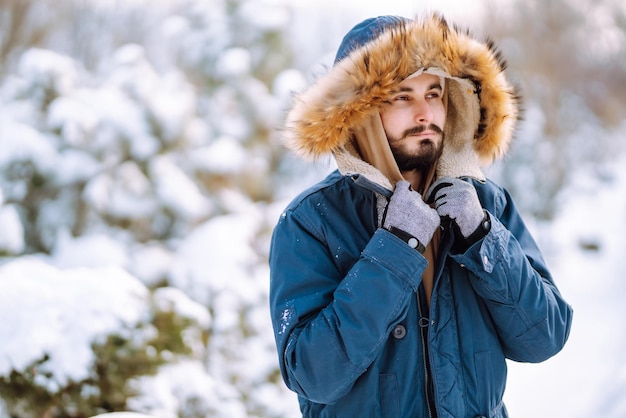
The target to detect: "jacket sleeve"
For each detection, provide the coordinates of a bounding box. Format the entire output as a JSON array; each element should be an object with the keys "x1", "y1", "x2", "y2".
[
  {"x1": 452, "y1": 186, "x2": 573, "y2": 363},
  {"x1": 269, "y1": 205, "x2": 426, "y2": 404}
]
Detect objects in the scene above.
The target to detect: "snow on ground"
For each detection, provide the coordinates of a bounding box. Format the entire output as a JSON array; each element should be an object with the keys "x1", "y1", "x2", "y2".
[{"x1": 504, "y1": 156, "x2": 626, "y2": 417}]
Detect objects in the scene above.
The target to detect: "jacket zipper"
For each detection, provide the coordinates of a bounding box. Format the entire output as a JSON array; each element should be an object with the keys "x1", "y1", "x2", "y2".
[
  {"x1": 418, "y1": 285, "x2": 437, "y2": 418},
  {"x1": 420, "y1": 222, "x2": 455, "y2": 418}
]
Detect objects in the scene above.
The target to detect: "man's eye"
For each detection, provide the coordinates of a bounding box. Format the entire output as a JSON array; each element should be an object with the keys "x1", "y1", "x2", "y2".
[{"x1": 394, "y1": 95, "x2": 410, "y2": 101}]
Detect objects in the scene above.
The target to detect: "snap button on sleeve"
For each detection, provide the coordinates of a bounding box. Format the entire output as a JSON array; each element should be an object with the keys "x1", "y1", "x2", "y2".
[
  {"x1": 481, "y1": 253, "x2": 494, "y2": 272},
  {"x1": 392, "y1": 324, "x2": 406, "y2": 339},
  {"x1": 479, "y1": 247, "x2": 495, "y2": 273}
]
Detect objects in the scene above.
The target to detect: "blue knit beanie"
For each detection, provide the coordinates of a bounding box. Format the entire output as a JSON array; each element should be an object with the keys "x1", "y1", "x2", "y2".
[{"x1": 334, "y1": 16, "x2": 410, "y2": 65}]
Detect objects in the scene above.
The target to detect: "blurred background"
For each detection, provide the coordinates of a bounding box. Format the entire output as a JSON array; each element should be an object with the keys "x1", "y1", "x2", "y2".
[{"x1": 0, "y1": 0, "x2": 624, "y2": 416}]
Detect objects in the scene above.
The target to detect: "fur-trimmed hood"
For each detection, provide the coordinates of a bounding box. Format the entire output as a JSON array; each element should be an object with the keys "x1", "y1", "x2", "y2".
[{"x1": 282, "y1": 13, "x2": 521, "y2": 188}]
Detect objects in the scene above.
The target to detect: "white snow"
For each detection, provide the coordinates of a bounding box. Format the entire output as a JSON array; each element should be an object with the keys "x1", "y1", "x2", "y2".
[
  {"x1": 0, "y1": 204, "x2": 25, "y2": 254},
  {"x1": 168, "y1": 210, "x2": 261, "y2": 307},
  {"x1": 272, "y1": 68, "x2": 308, "y2": 101},
  {"x1": 238, "y1": 1, "x2": 290, "y2": 31},
  {"x1": 0, "y1": 259, "x2": 148, "y2": 390},
  {"x1": 210, "y1": 86, "x2": 253, "y2": 140},
  {"x1": 149, "y1": 154, "x2": 210, "y2": 221},
  {"x1": 192, "y1": 136, "x2": 248, "y2": 175},
  {"x1": 126, "y1": 360, "x2": 221, "y2": 418},
  {"x1": 51, "y1": 149, "x2": 101, "y2": 186},
  {"x1": 215, "y1": 47, "x2": 251, "y2": 78},
  {"x1": 16, "y1": 48, "x2": 77, "y2": 102},
  {"x1": 71, "y1": 87, "x2": 159, "y2": 162},
  {"x1": 504, "y1": 157, "x2": 626, "y2": 417},
  {"x1": 152, "y1": 287, "x2": 212, "y2": 330},
  {"x1": 146, "y1": 71, "x2": 196, "y2": 144},
  {"x1": 0, "y1": 119, "x2": 57, "y2": 180},
  {"x1": 47, "y1": 95, "x2": 99, "y2": 147},
  {"x1": 128, "y1": 242, "x2": 175, "y2": 288},
  {"x1": 51, "y1": 231, "x2": 129, "y2": 269},
  {"x1": 83, "y1": 161, "x2": 156, "y2": 220}
]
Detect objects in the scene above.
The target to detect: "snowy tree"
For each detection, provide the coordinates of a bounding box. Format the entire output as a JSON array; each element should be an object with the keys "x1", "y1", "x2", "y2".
[{"x1": 0, "y1": 0, "x2": 303, "y2": 416}]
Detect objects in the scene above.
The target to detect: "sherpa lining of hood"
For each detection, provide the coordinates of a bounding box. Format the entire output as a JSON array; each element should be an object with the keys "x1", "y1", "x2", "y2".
[{"x1": 282, "y1": 13, "x2": 520, "y2": 172}]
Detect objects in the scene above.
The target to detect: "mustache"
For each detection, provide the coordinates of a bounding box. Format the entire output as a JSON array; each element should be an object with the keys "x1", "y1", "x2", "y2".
[{"x1": 401, "y1": 124, "x2": 443, "y2": 139}]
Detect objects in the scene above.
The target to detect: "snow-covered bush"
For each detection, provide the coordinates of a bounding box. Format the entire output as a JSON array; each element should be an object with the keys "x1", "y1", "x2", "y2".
[
  {"x1": 0, "y1": 0, "x2": 302, "y2": 416},
  {"x1": 0, "y1": 259, "x2": 211, "y2": 417}
]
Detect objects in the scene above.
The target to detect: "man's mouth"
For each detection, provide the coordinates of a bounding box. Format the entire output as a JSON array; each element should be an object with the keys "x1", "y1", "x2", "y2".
[
  {"x1": 408, "y1": 131, "x2": 435, "y2": 138},
  {"x1": 402, "y1": 124, "x2": 442, "y2": 140}
]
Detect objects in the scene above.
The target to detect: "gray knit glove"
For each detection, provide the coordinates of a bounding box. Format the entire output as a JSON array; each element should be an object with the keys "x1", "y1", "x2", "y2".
[
  {"x1": 426, "y1": 177, "x2": 484, "y2": 238},
  {"x1": 383, "y1": 180, "x2": 440, "y2": 250}
]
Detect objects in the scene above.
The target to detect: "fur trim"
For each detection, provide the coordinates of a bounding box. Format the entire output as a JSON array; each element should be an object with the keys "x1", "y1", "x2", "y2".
[{"x1": 283, "y1": 13, "x2": 520, "y2": 165}]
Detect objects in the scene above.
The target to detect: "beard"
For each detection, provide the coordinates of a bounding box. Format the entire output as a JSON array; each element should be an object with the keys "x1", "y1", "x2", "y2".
[{"x1": 386, "y1": 124, "x2": 444, "y2": 172}]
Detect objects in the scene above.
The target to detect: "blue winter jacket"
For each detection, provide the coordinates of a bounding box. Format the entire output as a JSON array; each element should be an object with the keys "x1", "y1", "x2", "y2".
[{"x1": 269, "y1": 171, "x2": 572, "y2": 417}]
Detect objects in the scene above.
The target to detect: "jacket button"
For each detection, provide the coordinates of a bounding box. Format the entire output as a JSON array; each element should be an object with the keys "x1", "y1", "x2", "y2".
[{"x1": 392, "y1": 324, "x2": 406, "y2": 339}]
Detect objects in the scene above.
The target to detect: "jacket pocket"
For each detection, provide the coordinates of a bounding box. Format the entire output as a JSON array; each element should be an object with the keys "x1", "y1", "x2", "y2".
[
  {"x1": 474, "y1": 350, "x2": 509, "y2": 417},
  {"x1": 379, "y1": 374, "x2": 399, "y2": 418}
]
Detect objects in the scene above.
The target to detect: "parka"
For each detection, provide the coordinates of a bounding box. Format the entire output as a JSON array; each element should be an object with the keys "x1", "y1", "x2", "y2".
[{"x1": 269, "y1": 13, "x2": 573, "y2": 418}]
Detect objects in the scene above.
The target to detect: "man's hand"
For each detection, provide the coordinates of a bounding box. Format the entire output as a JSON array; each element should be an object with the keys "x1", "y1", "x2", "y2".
[
  {"x1": 383, "y1": 180, "x2": 440, "y2": 250},
  {"x1": 426, "y1": 177, "x2": 484, "y2": 238}
]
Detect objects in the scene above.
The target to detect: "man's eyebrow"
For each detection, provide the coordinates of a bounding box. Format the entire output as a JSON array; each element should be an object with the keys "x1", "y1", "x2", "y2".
[{"x1": 398, "y1": 83, "x2": 443, "y2": 93}]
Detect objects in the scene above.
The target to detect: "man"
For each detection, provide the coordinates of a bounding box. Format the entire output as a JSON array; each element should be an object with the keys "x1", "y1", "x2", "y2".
[{"x1": 269, "y1": 13, "x2": 572, "y2": 417}]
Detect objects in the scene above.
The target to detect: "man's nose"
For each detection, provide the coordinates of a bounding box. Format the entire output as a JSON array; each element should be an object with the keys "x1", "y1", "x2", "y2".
[{"x1": 413, "y1": 100, "x2": 433, "y2": 123}]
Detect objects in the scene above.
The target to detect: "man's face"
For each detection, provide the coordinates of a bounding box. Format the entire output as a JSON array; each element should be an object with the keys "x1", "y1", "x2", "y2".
[{"x1": 380, "y1": 73, "x2": 446, "y2": 172}]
